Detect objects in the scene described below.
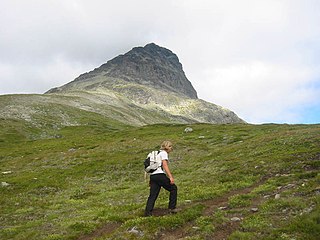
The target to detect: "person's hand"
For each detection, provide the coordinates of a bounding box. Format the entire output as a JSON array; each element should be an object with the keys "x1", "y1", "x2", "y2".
[{"x1": 169, "y1": 177, "x2": 174, "y2": 185}]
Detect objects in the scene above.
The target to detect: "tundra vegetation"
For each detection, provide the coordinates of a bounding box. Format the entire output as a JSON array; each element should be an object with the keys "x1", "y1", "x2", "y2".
[{"x1": 0, "y1": 118, "x2": 319, "y2": 239}]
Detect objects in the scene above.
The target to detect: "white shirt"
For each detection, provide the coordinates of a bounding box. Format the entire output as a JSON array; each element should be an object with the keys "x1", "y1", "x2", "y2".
[{"x1": 150, "y1": 150, "x2": 168, "y2": 175}]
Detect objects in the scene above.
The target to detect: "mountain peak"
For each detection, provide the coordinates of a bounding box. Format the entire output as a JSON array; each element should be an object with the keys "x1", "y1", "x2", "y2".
[
  {"x1": 40, "y1": 43, "x2": 245, "y2": 125},
  {"x1": 47, "y1": 43, "x2": 198, "y2": 99},
  {"x1": 98, "y1": 43, "x2": 197, "y2": 98}
]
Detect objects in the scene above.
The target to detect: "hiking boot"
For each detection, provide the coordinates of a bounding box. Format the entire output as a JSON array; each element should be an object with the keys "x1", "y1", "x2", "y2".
[
  {"x1": 168, "y1": 208, "x2": 179, "y2": 214},
  {"x1": 144, "y1": 211, "x2": 152, "y2": 217}
]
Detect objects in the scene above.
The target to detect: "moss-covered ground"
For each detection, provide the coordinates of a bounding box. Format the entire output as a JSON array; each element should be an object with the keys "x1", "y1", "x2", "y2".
[{"x1": 0, "y1": 120, "x2": 319, "y2": 239}]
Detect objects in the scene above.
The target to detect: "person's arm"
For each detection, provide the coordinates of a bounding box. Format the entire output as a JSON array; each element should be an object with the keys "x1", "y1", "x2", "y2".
[{"x1": 162, "y1": 160, "x2": 174, "y2": 184}]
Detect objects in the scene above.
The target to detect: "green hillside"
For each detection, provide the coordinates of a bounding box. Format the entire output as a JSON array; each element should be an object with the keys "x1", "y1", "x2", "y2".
[
  {"x1": 0, "y1": 119, "x2": 319, "y2": 239},
  {"x1": 0, "y1": 93, "x2": 183, "y2": 129}
]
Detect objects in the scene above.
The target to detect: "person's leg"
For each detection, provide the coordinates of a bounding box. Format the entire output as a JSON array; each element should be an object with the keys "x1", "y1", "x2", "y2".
[
  {"x1": 158, "y1": 175, "x2": 178, "y2": 210},
  {"x1": 168, "y1": 184, "x2": 177, "y2": 210},
  {"x1": 145, "y1": 178, "x2": 161, "y2": 216}
]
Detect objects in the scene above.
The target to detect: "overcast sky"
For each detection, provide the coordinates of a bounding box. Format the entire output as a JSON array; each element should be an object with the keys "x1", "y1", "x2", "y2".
[{"x1": 1, "y1": 0, "x2": 319, "y2": 124}]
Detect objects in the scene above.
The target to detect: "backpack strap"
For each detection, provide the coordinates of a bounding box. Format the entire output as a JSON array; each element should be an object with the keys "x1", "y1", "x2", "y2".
[{"x1": 156, "y1": 150, "x2": 164, "y2": 171}]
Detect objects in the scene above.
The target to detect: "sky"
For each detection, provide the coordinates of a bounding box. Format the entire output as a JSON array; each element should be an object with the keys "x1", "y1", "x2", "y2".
[{"x1": 1, "y1": 0, "x2": 319, "y2": 124}]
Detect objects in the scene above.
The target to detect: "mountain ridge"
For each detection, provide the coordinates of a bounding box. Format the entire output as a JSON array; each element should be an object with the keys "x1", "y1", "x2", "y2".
[{"x1": 2, "y1": 43, "x2": 245, "y2": 129}]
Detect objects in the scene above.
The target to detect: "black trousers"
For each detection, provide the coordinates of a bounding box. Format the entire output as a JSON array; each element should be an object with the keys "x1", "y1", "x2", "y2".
[{"x1": 145, "y1": 173, "x2": 178, "y2": 216}]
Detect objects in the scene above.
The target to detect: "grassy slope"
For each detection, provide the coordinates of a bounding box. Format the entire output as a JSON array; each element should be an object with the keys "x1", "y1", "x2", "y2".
[
  {"x1": 0, "y1": 93, "x2": 181, "y2": 128},
  {"x1": 0, "y1": 121, "x2": 319, "y2": 239},
  {"x1": 0, "y1": 88, "x2": 244, "y2": 130}
]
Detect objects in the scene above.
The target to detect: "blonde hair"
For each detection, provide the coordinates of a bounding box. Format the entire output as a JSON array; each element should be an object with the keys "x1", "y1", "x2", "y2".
[{"x1": 160, "y1": 141, "x2": 173, "y2": 151}]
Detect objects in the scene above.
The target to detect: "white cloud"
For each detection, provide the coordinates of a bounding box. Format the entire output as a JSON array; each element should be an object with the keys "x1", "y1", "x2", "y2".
[
  {"x1": 0, "y1": 0, "x2": 319, "y2": 123},
  {"x1": 0, "y1": 56, "x2": 93, "y2": 94},
  {"x1": 194, "y1": 62, "x2": 319, "y2": 123}
]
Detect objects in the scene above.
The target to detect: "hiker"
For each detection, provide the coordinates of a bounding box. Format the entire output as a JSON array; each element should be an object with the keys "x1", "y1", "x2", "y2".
[{"x1": 144, "y1": 140, "x2": 178, "y2": 216}]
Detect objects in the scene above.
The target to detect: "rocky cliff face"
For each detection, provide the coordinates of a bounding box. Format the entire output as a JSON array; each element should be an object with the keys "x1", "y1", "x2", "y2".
[{"x1": 47, "y1": 43, "x2": 198, "y2": 99}]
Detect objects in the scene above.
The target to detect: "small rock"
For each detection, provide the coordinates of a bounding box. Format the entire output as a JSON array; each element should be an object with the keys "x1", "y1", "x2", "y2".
[
  {"x1": 128, "y1": 227, "x2": 139, "y2": 234},
  {"x1": 1, "y1": 182, "x2": 10, "y2": 187},
  {"x1": 275, "y1": 194, "x2": 281, "y2": 199},
  {"x1": 313, "y1": 188, "x2": 320, "y2": 195},
  {"x1": 251, "y1": 208, "x2": 259, "y2": 212},
  {"x1": 184, "y1": 127, "x2": 193, "y2": 133},
  {"x1": 218, "y1": 206, "x2": 228, "y2": 210},
  {"x1": 230, "y1": 217, "x2": 241, "y2": 222},
  {"x1": 128, "y1": 226, "x2": 143, "y2": 236},
  {"x1": 281, "y1": 174, "x2": 291, "y2": 177}
]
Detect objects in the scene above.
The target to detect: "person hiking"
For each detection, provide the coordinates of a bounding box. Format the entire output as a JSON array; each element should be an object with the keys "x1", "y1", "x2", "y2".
[{"x1": 144, "y1": 140, "x2": 178, "y2": 216}]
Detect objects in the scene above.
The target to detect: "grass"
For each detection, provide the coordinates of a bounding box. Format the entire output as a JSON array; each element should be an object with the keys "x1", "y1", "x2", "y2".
[{"x1": 0, "y1": 120, "x2": 319, "y2": 239}]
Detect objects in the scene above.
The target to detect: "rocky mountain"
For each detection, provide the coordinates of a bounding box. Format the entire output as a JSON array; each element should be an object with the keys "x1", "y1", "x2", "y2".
[
  {"x1": 47, "y1": 43, "x2": 198, "y2": 99},
  {"x1": 1, "y1": 43, "x2": 244, "y2": 130}
]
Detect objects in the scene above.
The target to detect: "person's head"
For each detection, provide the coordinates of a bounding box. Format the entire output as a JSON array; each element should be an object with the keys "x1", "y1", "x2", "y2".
[{"x1": 160, "y1": 140, "x2": 173, "y2": 153}]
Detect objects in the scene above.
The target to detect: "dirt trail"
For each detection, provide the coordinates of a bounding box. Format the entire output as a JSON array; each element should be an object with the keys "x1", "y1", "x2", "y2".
[
  {"x1": 78, "y1": 176, "x2": 269, "y2": 240},
  {"x1": 78, "y1": 222, "x2": 121, "y2": 240},
  {"x1": 159, "y1": 177, "x2": 269, "y2": 240}
]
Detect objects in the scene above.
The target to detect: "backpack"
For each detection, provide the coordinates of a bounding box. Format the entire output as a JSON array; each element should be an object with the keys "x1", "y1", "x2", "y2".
[{"x1": 144, "y1": 150, "x2": 161, "y2": 173}]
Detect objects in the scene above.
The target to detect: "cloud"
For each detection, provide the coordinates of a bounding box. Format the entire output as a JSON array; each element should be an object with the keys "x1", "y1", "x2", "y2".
[
  {"x1": 0, "y1": 56, "x2": 93, "y2": 94},
  {"x1": 0, "y1": 0, "x2": 319, "y2": 123},
  {"x1": 194, "y1": 62, "x2": 320, "y2": 123},
  {"x1": 169, "y1": 0, "x2": 320, "y2": 123}
]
